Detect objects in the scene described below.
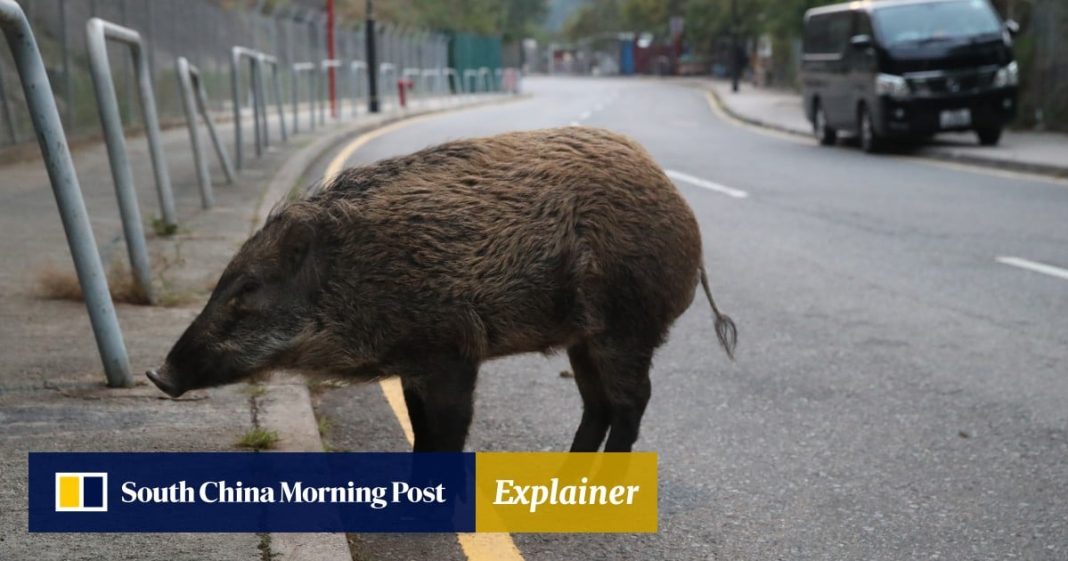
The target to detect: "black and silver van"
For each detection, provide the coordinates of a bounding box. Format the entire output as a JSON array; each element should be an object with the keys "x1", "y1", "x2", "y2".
[{"x1": 801, "y1": 0, "x2": 1018, "y2": 152}]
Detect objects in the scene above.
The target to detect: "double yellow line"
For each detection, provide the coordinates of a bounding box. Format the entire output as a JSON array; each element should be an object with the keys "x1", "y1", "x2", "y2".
[{"x1": 324, "y1": 117, "x2": 526, "y2": 561}]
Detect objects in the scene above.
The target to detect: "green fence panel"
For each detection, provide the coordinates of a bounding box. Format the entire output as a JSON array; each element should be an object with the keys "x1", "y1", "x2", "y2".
[{"x1": 449, "y1": 32, "x2": 502, "y2": 84}]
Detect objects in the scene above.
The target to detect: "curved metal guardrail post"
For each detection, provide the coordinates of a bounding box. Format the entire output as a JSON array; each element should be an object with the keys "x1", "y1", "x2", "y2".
[
  {"x1": 177, "y1": 57, "x2": 212, "y2": 208},
  {"x1": 505, "y1": 67, "x2": 523, "y2": 94},
  {"x1": 291, "y1": 62, "x2": 317, "y2": 134},
  {"x1": 259, "y1": 54, "x2": 287, "y2": 145},
  {"x1": 86, "y1": 17, "x2": 176, "y2": 233},
  {"x1": 86, "y1": 17, "x2": 168, "y2": 305},
  {"x1": 478, "y1": 67, "x2": 492, "y2": 93},
  {"x1": 463, "y1": 68, "x2": 479, "y2": 94},
  {"x1": 177, "y1": 57, "x2": 235, "y2": 209},
  {"x1": 0, "y1": 63, "x2": 16, "y2": 143},
  {"x1": 349, "y1": 60, "x2": 367, "y2": 118},
  {"x1": 319, "y1": 59, "x2": 343, "y2": 124},
  {"x1": 444, "y1": 67, "x2": 461, "y2": 95},
  {"x1": 421, "y1": 68, "x2": 437, "y2": 100},
  {"x1": 1, "y1": 1, "x2": 132, "y2": 387},
  {"x1": 231, "y1": 46, "x2": 262, "y2": 170},
  {"x1": 434, "y1": 68, "x2": 446, "y2": 96},
  {"x1": 191, "y1": 63, "x2": 236, "y2": 186},
  {"x1": 379, "y1": 62, "x2": 397, "y2": 109},
  {"x1": 252, "y1": 58, "x2": 266, "y2": 150},
  {"x1": 402, "y1": 67, "x2": 420, "y2": 99}
]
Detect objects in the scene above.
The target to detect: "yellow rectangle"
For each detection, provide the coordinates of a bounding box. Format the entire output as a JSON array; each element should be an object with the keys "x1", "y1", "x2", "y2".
[
  {"x1": 475, "y1": 452, "x2": 657, "y2": 533},
  {"x1": 58, "y1": 475, "x2": 80, "y2": 508}
]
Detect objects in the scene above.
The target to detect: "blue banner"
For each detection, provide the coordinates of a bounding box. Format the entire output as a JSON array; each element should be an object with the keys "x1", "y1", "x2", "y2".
[{"x1": 30, "y1": 452, "x2": 475, "y2": 532}]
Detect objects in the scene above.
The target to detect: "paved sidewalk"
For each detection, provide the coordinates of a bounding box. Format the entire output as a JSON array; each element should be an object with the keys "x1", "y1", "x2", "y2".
[
  {"x1": 0, "y1": 93, "x2": 504, "y2": 560},
  {"x1": 704, "y1": 79, "x2": 1068, "y2": 178}
]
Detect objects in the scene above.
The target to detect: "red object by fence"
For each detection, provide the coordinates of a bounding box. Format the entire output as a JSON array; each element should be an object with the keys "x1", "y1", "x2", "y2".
[{"x1": 397, "y1": 79, "x2": 413, "y2": 108}]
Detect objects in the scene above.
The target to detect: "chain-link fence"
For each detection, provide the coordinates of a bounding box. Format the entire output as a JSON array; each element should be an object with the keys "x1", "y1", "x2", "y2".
[{"x1": 0, "y1": 0, "x2": 455, "y2": 147}]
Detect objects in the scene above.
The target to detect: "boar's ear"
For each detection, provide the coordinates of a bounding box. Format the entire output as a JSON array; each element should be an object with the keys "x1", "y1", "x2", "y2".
[{"x1": 280, "y1": 220, "x2": 320, "y2": 283}]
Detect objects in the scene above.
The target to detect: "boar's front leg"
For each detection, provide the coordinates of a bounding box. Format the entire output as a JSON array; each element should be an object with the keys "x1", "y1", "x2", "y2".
[{"x1": 399, "y1": 356, "x2": 478, "y2": 452}]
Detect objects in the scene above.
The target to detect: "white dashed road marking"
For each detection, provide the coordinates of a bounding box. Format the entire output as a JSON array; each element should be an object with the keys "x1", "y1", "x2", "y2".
[
  {"x1": 665, "y1": 169, "x2": 749, "y2": 199},
  {"x1": 996, "y1": 256, "x2": 1068, "y2": 281}
]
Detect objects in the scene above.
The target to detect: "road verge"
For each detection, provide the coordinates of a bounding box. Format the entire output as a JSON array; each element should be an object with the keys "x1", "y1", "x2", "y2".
[{"x1": 704, "y1": 83, "x2": 1068, "y2": 180}]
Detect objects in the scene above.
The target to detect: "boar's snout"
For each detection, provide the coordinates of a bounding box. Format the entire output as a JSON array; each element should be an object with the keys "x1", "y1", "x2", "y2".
[{"x1": 146, "y1": 366, "x2": 185, "y2": 398}]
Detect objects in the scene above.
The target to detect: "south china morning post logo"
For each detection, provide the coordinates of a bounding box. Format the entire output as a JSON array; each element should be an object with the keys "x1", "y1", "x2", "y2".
[
  {"x1": 54, "y1": 472, "x2": 108, "y2": 512},
  {"x1": 29, "y1": 452, "x2": 475, "y2": 532},
  {"x1": 29, "y1": 452, "x2": 656, "y2": 532}
]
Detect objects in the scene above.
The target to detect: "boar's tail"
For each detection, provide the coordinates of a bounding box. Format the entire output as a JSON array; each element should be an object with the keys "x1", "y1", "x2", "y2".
[{"x1": 699, "y1": 267, "x2": 737, "y2": 361}]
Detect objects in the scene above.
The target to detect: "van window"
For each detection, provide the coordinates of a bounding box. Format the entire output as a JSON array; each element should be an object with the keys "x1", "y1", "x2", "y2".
[
  {"x1": 855, "y1": 11, "x2": 873, "y2": 36},
  {"x1": 873, "y1": 0, "x2": 1001, "y2": 46},
  {"x1": 805, "y1": 14, "x2": 830, "y2": 53},
  {"x1": 805, "y1": 11, "x2": 853, "y2": 55}
]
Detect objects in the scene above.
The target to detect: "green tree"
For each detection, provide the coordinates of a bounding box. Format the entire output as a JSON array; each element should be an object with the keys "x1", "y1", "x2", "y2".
[
  {"x1": 502, "y1": 0, "x2": 551, "y2": 41},
  {"x1": 562, "y1": 0, "x2": 622, "y2": 41},
  {"x1": 334, "y1": 0, "x2": 547, "y2": 37},
  {"x1": 621, "y1": 0, "x2": 668, "y2": 32}
]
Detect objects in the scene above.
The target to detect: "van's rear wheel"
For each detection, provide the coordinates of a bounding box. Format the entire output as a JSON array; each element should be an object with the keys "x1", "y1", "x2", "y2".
[
  {"x1": 814, "y1": 102, "x2": 836, "y2": 146},
  {"x1": 976, "y1": 127, "x2": 1002, "y2": 146},
  {"x1": 859, "y1": 105, "x2": 882, "y2": 153}
]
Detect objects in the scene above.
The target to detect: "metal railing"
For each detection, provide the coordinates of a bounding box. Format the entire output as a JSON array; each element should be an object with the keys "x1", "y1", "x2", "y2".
[
  {"x1": 0, "y1": 61, "x2": 14, "y2": 142},
  {"x1": 291, "y1": 62, "x2": 318, "y2": 133},
  {"x1": 422, "y1": 68, "x2": 440, "y2": 96},
  {"x1": 177, "y1": 56, "x2": 235, "y2": 210},
  {"x1": 349, "y1": 60, "x2": 368, "y2": 117},
  {"x1": 402, "y1": 67, "x2": 421, "y2": 98},
  {"x1": 2, "y1": 1, "x2": 509, "y2": 388},
  {"x1": 319, "y1": 58, "x2": 344, "y2": 124},
  {"x1": 86, "y1": 17, "x2": 174, "y2": 304},
  {"x1": 0, "y1": 0, "x2": 131, "y2": 387},
  {"x1": 380, "y1": 62, "x2": 398, "y2": 103},
  {"x1": 479, "y1": 67, "x2": 493, "y2": 92},
  {"x1": 463, "y1": 68, "x2": 479, "y2": 93},
  {"x1": 444, "y1": 67, "x2": 462, "y2": 94},
  {"x1": 231, "y1": 46, "x2": 286, "y2": 170},
  {"x1": 259, "y1": 54, "x2": 288, "y2": 148}
]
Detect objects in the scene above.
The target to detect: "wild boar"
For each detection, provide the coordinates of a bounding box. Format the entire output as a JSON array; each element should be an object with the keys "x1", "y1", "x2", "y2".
[{"x1": 147, "y1": 126, "x2": 736, "y2": 452}]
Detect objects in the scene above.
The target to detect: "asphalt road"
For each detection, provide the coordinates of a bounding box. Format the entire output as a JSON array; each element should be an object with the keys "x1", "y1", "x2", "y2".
[{"x1": 310, "y1": 76, "x2": 1068, "y2": 561}]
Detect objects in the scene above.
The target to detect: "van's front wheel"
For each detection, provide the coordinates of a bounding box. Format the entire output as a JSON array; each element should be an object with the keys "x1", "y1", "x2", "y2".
[
  {"x1": 859, "y1": 105, "x2": 882, "y2": 153},
  {"x1": 813, "y1": 102, "x2": 837, "y2": 146},
  {"x1": 976, "y1": 127, "x2": 1002, "y2": 146}
]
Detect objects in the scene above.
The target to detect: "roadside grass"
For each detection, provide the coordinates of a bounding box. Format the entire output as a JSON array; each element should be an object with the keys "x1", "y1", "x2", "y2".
[
  {"x1": 244, "y1": 383, "x2": 267, "y2": 398},
  {"x1": 150, "y1": 216, "x2": 179, "y2": 237},
  {"x1": 34, "y1": 237, "x2": 201, "y2": 308},
  {"x1": 237, "y1": 428, "x2": 279, "y2": 451},
  {"x1": 35, "y1": 261, "x2": 150, "y2": 305},
  {"x1": 317, "y1": 416, "x2": 330, "y2": 438}
]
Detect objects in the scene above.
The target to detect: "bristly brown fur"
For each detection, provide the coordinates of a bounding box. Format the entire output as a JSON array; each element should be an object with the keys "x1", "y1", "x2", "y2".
[{"x1": 158, "y1": 127, "x2": 736, "y2": 453}]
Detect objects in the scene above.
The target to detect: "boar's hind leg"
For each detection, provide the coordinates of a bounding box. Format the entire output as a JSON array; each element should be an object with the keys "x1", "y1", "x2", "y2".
[
  {"x1": 401, "y1": 356, "x2": 478, "y2": 452},
  {"x1": 567, "y1": 341, "x2": 613, "y2": 452},
  {"x1": 589, "y1": 336, "x2": 654, "y2": 453}
]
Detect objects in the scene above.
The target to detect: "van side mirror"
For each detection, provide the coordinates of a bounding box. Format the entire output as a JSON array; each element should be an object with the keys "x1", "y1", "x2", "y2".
[
  {"x1": 850, "y1": 34, "x2": 873, "y2": 49},
  {"x1": 1004, "y1": 19, "x2": 1020, "y2": 36}
]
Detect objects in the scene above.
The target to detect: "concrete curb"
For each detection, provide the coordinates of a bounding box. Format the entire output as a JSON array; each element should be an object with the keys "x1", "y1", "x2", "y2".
[
  {"x1": 259, "y1": 373, "x2": 351, "y2": 560},
  {"x1": 705, "y1": 85, "x2": 1068, "y2": 180},
  {"x1": 917, "y1": 146, "x2": 1068, "y2": 179},
  {"x1": 704, "y1": 85, "x2": 811, "y2": 139},
  {"x1": 251, "y1": 94, "x2": 524, "y2": 561}
]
